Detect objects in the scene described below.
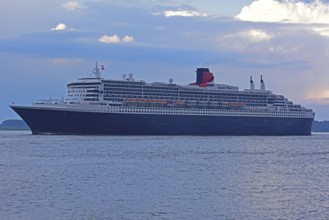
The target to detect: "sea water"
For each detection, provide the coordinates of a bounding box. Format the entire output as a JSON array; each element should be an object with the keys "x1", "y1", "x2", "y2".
[{"x1": 1, "y1": 130, "x2": 329, "y2": 220}]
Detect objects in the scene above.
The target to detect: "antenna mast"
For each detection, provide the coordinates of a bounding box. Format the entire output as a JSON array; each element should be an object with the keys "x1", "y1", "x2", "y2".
[{"x1": 92, "y1": 61, "x2": 101, "y2": 78}]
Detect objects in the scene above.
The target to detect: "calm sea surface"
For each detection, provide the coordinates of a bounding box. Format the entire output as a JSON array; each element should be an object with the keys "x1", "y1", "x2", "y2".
[{"x1": 1, "y1": 131, "x2": 329, "y2": 220}]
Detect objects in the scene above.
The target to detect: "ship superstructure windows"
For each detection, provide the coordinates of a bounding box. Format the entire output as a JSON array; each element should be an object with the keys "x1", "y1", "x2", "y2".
[
  {"x1": 61, "y1": 68, "x2": 310, "y2": 115},
  {"x1": 99, "y1": 78, "x2": 300, "y2": 110},
  {"x1": 66, "y1": 79, "x2": 102, "y2": 103}
]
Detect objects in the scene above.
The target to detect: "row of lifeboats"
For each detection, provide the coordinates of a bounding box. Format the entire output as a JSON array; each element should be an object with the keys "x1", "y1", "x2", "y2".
[{"x1": 126, "y1": 98, "x2": 168, "y2": 104}]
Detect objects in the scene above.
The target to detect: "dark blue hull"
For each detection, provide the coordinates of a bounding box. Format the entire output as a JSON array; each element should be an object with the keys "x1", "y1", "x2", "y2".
[{"x1": 11, "y1": 106, "x2": 314, "y2": 135}]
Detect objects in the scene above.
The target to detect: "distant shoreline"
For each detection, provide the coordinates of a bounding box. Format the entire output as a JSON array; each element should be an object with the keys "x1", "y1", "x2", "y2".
[
  {"x1": 0, "y1": 119, "x2": 30, "y2": 130},
  {"x1": 312, "y1": 121, "x2": 329, "y2": 132}
]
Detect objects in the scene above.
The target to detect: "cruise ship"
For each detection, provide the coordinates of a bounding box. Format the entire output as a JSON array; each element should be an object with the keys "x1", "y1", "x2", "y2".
[{"x1": 11, "y1": 63, "x2": 314, "y2": 135}]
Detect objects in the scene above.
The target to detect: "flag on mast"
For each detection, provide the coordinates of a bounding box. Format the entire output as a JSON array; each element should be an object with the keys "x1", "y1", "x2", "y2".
[{"x1": 101, "y1": 65, "x2": 105, "y2": 70}]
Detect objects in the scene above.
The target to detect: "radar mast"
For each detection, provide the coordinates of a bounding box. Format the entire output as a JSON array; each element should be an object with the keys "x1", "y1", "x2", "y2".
[{"x1": 92, "y1": 61, "x2": 102, "y2": 78}]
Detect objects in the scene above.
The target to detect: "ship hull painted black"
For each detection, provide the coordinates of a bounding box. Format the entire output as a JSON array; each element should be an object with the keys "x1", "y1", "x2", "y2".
[{"x1": 11, "y1": 106, "x2": 313, "y2": 135}]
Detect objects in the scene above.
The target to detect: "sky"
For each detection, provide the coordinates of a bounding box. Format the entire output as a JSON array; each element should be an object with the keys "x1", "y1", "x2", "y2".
[{"x1": 1, "y1": 0, "x2": 329, "y2": 121}]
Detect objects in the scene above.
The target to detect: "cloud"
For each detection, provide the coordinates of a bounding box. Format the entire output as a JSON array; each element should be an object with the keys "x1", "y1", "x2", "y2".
[
  {"x1": 99, "y1": 34, "x2": 134, "y2": 43},
  {"x1": 311, "y1": 26, "x2": 329, "y2": 37},
  {"x1": 225, "y1": 29, "x2": 272, "y2": 42},
  {"x1": 236, "y1": 0, "x2": 329, "y2": 24},
  {"x1": 62, "y1": 1, "x2": 87, "y2": 11},
  {"x1": 51, "y1": 23, "x2": 68, "y2": 31},
  {"x1": 123, "y1": 35, "x2": 134, "y2": 42},
  {"x1": 306, "y1": 89, "x2": 329, "y2": 104},
  {"x1": 246, "y1": 29, "x2": 272, "y2": 41},
  {"x1": 217, "y1": 29, "x2": 273, "y2": 51},
  {"x1": 154, "y1": 10, "x2": 208, "y2": 17},
  {"x1": 99, "y1": 34, "x2": 121, "y2": 43}
]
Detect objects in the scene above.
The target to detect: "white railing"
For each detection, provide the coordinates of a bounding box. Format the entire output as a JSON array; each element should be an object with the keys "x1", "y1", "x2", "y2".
[{"x1": 33, "y1": 99, "x2": 63, "y2": 105}]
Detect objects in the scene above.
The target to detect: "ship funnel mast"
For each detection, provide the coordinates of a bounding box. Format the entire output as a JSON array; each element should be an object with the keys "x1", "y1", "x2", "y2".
[
  {"x1": 260, "y1": 75, "x2": 265, "y2": 91},
  {"x1": 92, "y1": 61, "x2": 102, "y2": 78},
  {"x1": 250, "y1": 76, "x2": 255, "y2": 90}
]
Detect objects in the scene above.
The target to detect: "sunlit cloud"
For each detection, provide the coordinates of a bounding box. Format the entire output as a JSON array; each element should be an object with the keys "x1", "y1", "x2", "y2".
[
  {"x1": 154, "y1": 10, "x2": 208, "y2": 17},
  {"x1": 311, "y1": 26, "x2": 329, "y2": 37},
  {"x1": 99, "y1": 34, "x2": 135, "y2": 43},
  {"x1": 99, "y1": 34, "x2": 121, "y2": 43},
  {"x1": 236, "y1": 0, "x2": 329, "y2": 24},
  {"x1": 306, "y1": 89, "x2": 329, "y2": 104},
  {"x1": 62, "y1": 1, "x2": 87, "y2": 11},
  {"x1": 242, "y1": 29, "x2": 272, "y2": 42},
  {"x1": 123, "y1": 35, "x2": 134, "y2": 43},
  {"x1": 224, "y1": 29, "x2": 272, "y2": 42},
  {"x1": 51, "y1": 23, "x2": 68, "y2": 31}
]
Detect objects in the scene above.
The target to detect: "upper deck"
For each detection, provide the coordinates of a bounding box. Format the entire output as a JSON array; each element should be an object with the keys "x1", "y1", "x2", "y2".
[{"x1": 63, "y1": 64, "x2": 313, "y2": 114}]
